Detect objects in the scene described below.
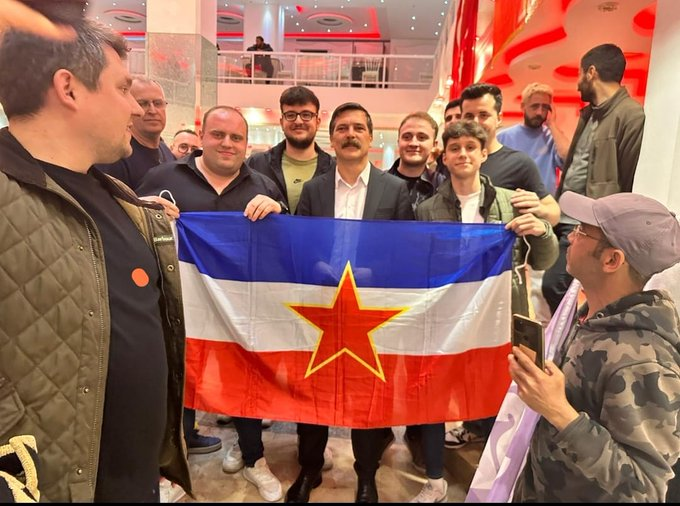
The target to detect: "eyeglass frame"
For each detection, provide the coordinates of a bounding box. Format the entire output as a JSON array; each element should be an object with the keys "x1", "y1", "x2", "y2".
[
  {"x1": 175, "y1": 143, "x2": 200, "y2": 154},
  {"x1": 281, "y1": 110, "x2": 318, "y2": 122},
  {"x1": 137, "y1": 99, "x2": 168, "y2": 110},
  {"x1": 572, "y1": 223, "x2": 604, "y2": 242}
]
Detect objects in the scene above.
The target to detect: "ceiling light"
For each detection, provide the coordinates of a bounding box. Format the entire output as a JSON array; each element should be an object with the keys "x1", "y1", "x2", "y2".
[
  {"x1": 364, "y1": 23, "x2": 368, "y2": 27},
  {"x1": 327, "y1": 28, "x2": 331, "y2": 32},
  {"x1": 349, "y1": 29, "x2": 353, "y2": 32},
  {"x1": 301, "y1": 28, "x2": 305, "y2": 32},
  {"x1": 440, "y1": 11, "x2": 445, "y2": 15},
  {"x1": 412, "y1": 16, "x2": 416, "y2": 20},
  {"x1": 295, "y1": 22, "x2": 299, "y2": 26},
  {"x1": 435, "y1": 31, "x2": 439, "y2": 35},
  {"x1": 410, "y1": 26, "x2": 415, "y2": 30},
  {"x1": 597, "y1": 1, "x2": 619, "y2": 11}
]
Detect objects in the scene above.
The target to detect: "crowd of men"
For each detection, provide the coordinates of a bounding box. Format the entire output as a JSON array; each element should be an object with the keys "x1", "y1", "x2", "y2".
[{"x1": 0, "y1": 8, "x2": 679, "y2": 505}]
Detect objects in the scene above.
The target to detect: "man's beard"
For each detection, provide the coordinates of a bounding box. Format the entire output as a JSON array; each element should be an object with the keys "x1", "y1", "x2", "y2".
[
  {"x1": 285, "y1": 131, "x2": 315, "y2": 150},
  {"x1": 524, "y1": 113, "x2": 544, "y2": 129},
  {"x1": 578, "y1": 81, "x2": 594, "y2": 103}
]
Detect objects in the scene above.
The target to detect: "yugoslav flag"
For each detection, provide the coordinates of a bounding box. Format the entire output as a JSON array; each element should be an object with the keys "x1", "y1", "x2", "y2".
[{"x1": 177, "y1": 212, "x2": 515, "y2": 428}]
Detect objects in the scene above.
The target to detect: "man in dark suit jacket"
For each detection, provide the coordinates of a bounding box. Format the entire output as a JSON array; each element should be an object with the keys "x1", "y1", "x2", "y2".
[{"x1": 286, "y1": 103, "x2": 413, "y2": 504}]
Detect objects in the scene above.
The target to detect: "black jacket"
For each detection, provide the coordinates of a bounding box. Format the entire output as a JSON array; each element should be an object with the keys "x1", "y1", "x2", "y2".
[{"x1": 247, "y1": 140, "x2": 335, "y2": 211}]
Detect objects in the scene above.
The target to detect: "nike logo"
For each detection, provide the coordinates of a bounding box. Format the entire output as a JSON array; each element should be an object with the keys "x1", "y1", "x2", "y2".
[{"x1": 293, "y1": 178, "x2": 303, "y2": 184}]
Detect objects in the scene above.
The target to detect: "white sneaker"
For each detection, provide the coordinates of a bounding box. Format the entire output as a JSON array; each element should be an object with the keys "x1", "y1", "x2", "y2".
[
  {"x1": 222, "y1": 440, "x2": 244, "y2": 473},
  {"x1": 322, "y1": 446, "x2": 334, "y2": 471},
  {"x1": 410, "y1": 478, "x2": 448, "y2": 503},
  {"x1": 261, "y1": 419, "x2": 273, "y2": 428},
  {"x1": 243, "y1": 458, "x2": 283, "y2": 502},
  {"x1": 159, "y1": 479, "x2": 186, "y2": 503}
]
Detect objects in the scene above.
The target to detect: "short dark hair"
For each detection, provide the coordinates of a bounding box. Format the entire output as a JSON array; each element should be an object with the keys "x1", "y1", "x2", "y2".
[
  {"x1": 581, "y1": 43, "x2": 626, "y2": 83},
  {"x1": 441, "y1": 120, "x2": 488, "y2": 150},
  {"x1": 174, "y1": 128, "x2": 199, "y2": 138},
  {"x1": 398, "y1": 111, "x2": 438, "y2": 139},
  {"x1": 279, "y1": 86, "x2": 320, "y2": 112},
  {"x1": 460, "y1": 83, "x2": 503, "y2": 113},
  {"x1": 0, "y1": 19, "x2": 128, "y2": 119},
  {"x1": 329, "y1": 102, "x2": 373, "y2": 135},
  {"x1": 202, "y1": 106, "x2": 248, "y2": 138},
  {"x1": 445, "y1": 98, "x2": 461, "y2": 112}
]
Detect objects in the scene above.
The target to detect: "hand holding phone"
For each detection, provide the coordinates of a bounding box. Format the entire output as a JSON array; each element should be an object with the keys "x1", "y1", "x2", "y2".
[{"x1": 512, "y1": 314, "x2": 544, "y2": 370}]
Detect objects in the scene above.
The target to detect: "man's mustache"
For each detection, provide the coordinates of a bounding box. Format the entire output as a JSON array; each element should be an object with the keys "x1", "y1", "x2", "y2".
[{"x1": 341, "y1": 139, "x2": 362, "y2": 148}]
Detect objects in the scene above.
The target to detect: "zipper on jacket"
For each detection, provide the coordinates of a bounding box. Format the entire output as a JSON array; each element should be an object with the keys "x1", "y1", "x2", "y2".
[{"x1": 85, "y1": 223, "x2": 106, "y2": 492}]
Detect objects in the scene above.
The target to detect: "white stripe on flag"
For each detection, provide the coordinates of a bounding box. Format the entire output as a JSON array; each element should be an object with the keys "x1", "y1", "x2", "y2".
[{"x1": 180, "y1": 261, "x2": 512, "y2": 354}]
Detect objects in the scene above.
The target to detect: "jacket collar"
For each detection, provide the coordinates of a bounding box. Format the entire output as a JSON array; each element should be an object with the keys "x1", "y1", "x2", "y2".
[
  {"x1": 436, "y1": 173, "x2": 497, "y2": 219},
  {"x1": 579, "y1": 86, "x2": 632, "y2": 121},
  {"x1": 0, "y1": 127, "x2": 155, "y2": 207}
]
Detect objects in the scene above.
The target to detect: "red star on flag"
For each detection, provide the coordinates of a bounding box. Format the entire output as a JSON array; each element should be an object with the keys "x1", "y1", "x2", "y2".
[{"x1": 288, "y1": 262, "x2": 407, "y2": 381}]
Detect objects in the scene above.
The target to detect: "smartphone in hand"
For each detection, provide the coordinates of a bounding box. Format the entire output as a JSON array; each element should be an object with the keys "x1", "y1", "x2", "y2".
[{"x1": 512, "y1": 314, "x2": 545, "y2": 370}]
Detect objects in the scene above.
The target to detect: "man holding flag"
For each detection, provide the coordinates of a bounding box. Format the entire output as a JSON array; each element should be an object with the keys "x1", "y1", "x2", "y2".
[
  {"x1": 412, "y1": 120, "x2": 558, "y2": 502},
  {"x1": 136, "y1": 105, "x2": 287, "y2": 502},
  {"x1": 287, "y1": 102, "x2": 414, "y2": 503}
]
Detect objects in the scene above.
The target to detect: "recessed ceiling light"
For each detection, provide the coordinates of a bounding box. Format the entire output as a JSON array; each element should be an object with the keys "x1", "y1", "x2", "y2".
[
  {"x1": 438, "y1": 22, "x2": 441, "y2": 26},
  {"x1": 410, "y1": 26, "x2": 415, "y2": 30},
  {"x1": 435, "y1": 31, "x2": 439, "y2": 35},
  {"x1": 364, "y1": 23, "x2": 368, "y2": 27},
  {"x1": 295, "y1": 22, "x2": 299, "y2": 26},
  {"x1": 349, "y1": 28, "x2": 353, "y2": 32},
  {"x1": 441, "y1": 11, "x2": 445, "y2": 15},
  {"x1": 327, "y1": 28, "x2": 331, "y2": 32},
  {"x1": 597, "y1": 1, "x2": 619, "y2": 11},
  {"x1": 412, "y1": 16, "x2": 416, "y2": 20},
  {"x1": 301, "y1": 28, "x2": 305, "y2": 32},
  {"x1": 340, "y1": 5, "x2": 343, "y2": 8}
]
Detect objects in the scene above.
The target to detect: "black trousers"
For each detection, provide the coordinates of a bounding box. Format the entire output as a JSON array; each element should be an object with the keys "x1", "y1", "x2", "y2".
[
  {"x1": 542, "y1": 224, "x2": 576, "y2": 314},
  {"x1": 408, "y1": 423, "x2": 444, "y2": 478},
  {"x1": 297, "y1": 423, "x2": 392, "y2": 478},
  {"x1": 233, "y1": 416, "x2": 264, "y2": 466}
]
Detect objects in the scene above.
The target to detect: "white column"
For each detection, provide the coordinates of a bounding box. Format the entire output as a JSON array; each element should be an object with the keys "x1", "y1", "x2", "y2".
[
  {"x1": 636, "y1": 0, "x2": 680, "y2": 303},
  {"x1": 634, "y1": 0, "x2": 680, "y2": 211}
]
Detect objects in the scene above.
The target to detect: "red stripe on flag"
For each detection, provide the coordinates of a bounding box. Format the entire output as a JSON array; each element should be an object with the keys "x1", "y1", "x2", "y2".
[{"x1": 184, "y1": 339, "x2": 511, "y2": 428}]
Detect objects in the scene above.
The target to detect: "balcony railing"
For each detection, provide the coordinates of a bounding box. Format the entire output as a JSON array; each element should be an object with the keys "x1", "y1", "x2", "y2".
[
  {"x1": 217, "y1": 51, "x2": 435, "y2": 89},
  {"x1": 124, "y1": 48, "x2": 435, "y2": 89}
]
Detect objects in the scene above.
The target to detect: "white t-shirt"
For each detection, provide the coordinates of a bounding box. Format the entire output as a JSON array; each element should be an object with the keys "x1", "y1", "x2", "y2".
[{"x1": 458, "y1": 190, "x2": 484, "y2": 224}]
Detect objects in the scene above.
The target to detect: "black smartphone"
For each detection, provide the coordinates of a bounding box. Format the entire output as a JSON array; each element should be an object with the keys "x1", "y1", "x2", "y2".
[
  {"x1": 19, "y1": 0, "x2": 87, "y2": 25},
  {"x1": 512, "y1": 314, "x2": 544, "y2": 369}
]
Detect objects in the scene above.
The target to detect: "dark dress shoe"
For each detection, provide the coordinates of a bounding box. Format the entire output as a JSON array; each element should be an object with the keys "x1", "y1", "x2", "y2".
[
  {"x1": 355, "y1": 476, "x2": 378, "y2": 503},
  {"x1": 285, "y1": 471, "x2": 322, "y2": 503}
]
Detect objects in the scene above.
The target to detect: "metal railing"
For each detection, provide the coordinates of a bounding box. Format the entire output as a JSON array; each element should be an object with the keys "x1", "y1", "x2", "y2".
[
  {"x1": 217, "y1": 51, "x2": 435, "y2": 89},
  {"x1": 124, "y1": 48, "x2": 435, "y2": 89}
]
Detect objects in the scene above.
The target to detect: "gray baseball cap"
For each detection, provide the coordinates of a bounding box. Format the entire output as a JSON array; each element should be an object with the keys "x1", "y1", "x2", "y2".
[{"x1": 560, "y1": 191, "x2": 680, "y2": 278}]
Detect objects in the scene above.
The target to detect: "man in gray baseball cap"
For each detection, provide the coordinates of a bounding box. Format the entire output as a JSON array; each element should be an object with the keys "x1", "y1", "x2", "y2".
[{"x1": 509, "y1": 191, "x2": 680, "y2": 502}]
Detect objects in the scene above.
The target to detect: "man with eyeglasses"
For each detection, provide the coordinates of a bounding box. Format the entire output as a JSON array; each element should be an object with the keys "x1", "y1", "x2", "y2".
[
  {"x1": 170, "y1": 128, "x2": 201, "y2": 159},
  {"x1": 247, "y1": 86, "x2": 334, "y2": 214},
  {"x1": 97, "y1": 77, "x2": 175, "y2": 191},
  {"x1": 510, "y1": 191, "x2": 680, "y2": 502}
]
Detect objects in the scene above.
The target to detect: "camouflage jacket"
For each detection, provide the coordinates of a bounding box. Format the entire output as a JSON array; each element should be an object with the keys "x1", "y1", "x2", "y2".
[{"x1": 514, "y1": 290, "x2": 680, "y2": 502}]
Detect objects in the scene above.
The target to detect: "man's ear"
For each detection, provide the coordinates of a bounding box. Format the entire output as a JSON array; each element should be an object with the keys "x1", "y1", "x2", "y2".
[
  {"x1": 52, "y1": 69, "x2": 77, "y2": 110},
  {"x1": 602, "y1": 247, "x2": 626, "y2": 274}
]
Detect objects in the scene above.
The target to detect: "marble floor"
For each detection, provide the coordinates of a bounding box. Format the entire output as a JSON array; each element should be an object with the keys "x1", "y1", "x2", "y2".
[{"x1": 179, "y1": 413, "x2": 477, "y2": 503}]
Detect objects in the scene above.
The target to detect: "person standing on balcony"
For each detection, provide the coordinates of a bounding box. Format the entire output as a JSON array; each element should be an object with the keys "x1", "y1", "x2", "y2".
[
  {"x1": 247, "y1": 86, "x2": 335, "y2": 214},
  {"x1": 96, "y1": 77, "x2": 174, "y2": 191},
  {"x1": 246, "y1": 35, "x2": 274, "y2": 83}
]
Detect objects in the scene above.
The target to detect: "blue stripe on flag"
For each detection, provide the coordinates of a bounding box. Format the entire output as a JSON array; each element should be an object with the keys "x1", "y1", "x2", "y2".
[{"x1": 176, "y1": 212, "x2": 515, "y2": 289}]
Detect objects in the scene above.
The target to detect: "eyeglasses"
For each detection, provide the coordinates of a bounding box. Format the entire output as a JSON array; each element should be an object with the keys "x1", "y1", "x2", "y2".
[
  {"x1": 175, "y1": 143, "x2": 200, "y2": 154},
  {"x1": 282, "y1": 111, "x2": 317, "y2": 122},
  {"x1": 572, "y1": 224, "x2": 601, "y2": 241},
  {"x1": 137, "y1": 99, "x2": 168, "y2": 110}
]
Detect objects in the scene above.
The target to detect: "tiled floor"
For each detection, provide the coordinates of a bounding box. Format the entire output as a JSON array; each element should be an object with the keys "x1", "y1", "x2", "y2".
[{"x1": 179, "y1": 412, "x2": 473, "y2": 503}]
